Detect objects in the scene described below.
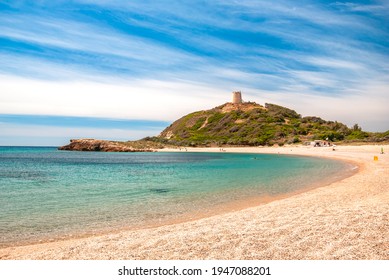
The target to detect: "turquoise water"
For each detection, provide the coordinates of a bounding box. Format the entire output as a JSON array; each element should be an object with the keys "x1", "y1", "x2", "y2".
[{"x1": 0, "y1": 147, "x2": 351, "y2": 247}]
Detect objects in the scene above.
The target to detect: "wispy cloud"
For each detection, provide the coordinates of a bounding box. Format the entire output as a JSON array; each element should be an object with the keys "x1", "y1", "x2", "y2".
[
  {"x1": 0, "y1": 0, "x2": 388, "y2": 145},
  {"x1": 0, "y1": 75, "x2": 228, "y2": 120},
  {"x1": 0, "y1": 14, "x2": 205, "y2": 80},
  {"x1": 332, "y1": 1, "x2": 389, "y2": 15}
]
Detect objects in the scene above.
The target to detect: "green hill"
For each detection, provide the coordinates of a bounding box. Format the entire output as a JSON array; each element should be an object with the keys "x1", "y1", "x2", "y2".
[
  {"x1": 59, "y1": 101, "x2": 389, "y2": 151},
  {"x1": 149, "y1": 102, "x2": 387, "y2": 146}
]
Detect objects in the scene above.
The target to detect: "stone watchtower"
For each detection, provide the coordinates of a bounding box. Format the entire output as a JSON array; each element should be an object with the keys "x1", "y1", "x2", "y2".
[{"x1": 232, "y1": 91, "x2": 242, "y2": 104}]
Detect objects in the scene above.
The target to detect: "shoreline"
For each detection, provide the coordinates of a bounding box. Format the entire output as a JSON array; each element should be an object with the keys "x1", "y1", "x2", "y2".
[
  {"x1": 1, "y1": 144, "x2": 388, "y2": 259},
  {"x1": 0, "y1": 148, "x2": 355, "y2": 250},
  {"x1": 0, "y1": 148, "x2": 353, "y2": 250}
]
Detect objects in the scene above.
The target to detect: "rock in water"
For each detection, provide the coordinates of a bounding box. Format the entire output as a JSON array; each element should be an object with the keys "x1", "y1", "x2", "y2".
[{"x1": 58, "y1": 139, "x2": 155, "y2": 152}]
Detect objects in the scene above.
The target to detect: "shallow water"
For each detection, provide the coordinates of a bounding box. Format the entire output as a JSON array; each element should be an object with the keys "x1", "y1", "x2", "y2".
[{"x1": 0, "y1": 147, "x2": 351, "y2": 247}]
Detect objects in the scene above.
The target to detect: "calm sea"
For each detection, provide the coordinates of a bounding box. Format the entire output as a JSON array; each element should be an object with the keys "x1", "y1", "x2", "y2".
[{"x1": 0, "y1": 146, "x2": 352, "y2": 247}]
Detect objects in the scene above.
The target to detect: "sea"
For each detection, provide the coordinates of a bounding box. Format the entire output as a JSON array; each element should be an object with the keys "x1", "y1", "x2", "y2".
[{"x1": 0, "y1": 146, "x2": 353, "y2": 248}]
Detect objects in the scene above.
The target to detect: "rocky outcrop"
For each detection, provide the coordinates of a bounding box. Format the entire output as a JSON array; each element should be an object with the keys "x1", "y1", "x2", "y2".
[{"x1": 58, "y1": 139, "x2": 155, "y2": 152}]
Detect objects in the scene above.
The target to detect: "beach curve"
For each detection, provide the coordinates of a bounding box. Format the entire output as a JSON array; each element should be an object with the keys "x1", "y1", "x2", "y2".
[{"x1": 0, "y1": 144, "x2": 388, "y2": 260}]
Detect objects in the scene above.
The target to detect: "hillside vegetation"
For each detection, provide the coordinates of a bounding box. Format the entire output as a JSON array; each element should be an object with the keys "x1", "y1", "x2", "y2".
[{"x1": 150, "y1": 102, "x2": 388, "y2": 147}]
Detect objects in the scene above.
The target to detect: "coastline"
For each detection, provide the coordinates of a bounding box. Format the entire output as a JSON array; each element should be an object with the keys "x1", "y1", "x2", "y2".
[{"x1": 0, "y1": 144, "x2": 388, "y2": 259}]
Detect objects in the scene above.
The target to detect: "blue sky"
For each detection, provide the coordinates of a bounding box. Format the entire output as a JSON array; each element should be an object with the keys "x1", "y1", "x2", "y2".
[{"x1": 1, "y1": 0, "x2": 388, "y2": 145}]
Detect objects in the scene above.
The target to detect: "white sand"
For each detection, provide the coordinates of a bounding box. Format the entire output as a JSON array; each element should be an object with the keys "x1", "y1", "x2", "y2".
[{"x1": 1, "y1": 144, "x2": 388, "y2": 259}]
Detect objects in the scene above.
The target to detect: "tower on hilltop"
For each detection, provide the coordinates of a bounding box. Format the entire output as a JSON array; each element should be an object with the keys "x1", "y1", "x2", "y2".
[{"x1": 232, "y1": 91, "x2": 242, "y2": 104}]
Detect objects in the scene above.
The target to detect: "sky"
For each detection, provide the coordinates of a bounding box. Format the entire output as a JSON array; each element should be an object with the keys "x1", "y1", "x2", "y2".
[{"x1": 0, "y1": 0, "x2": 388, "y2": 146}]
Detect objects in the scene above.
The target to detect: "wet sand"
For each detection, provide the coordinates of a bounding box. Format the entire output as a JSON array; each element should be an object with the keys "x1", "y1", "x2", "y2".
[{"x1": 1, "y1": 144, "x2": 388, "y2": 259}]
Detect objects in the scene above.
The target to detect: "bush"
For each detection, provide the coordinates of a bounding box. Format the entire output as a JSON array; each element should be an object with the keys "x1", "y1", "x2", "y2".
[{"x1": 346, "y1": 131, "x2": 369, "y2": 140}]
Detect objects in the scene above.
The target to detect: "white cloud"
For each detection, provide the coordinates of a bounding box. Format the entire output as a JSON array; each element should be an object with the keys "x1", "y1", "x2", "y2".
[
  {"x1": 333, "y1": 2, "x2": 389, "y2": 15},
  {"x1": 0, "y1": 75, "x2": 228, "y2": 121},
  {"x1": 0, "y1": 15, "x2": 198, "y2": 66},
  {"x1": 286, "y1": 70, "x2": 338, "y2": 88},
  {"x1": 303, "y1": 57, "x2": 364, "y2": 71},
  {"x1": 248, "y1": 81, "x2": 389, "y2": 132}
]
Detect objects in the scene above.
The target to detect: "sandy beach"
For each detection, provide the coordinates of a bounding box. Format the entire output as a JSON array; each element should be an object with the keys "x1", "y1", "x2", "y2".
[{"x1": 0, "y1": 144, "x2": 388, "y2": 260}]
